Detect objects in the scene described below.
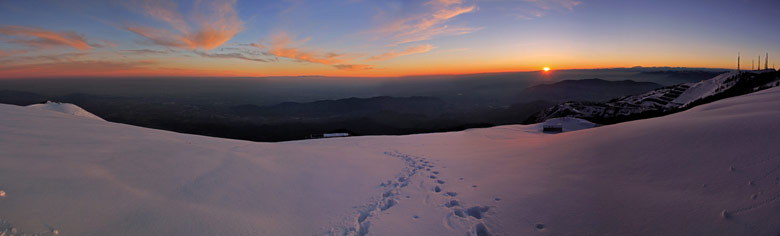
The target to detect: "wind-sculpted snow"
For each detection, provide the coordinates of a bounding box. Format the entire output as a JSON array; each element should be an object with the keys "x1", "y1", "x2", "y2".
[{"x1": 1, "y1": 86, "x2": 780, "y2": 235}]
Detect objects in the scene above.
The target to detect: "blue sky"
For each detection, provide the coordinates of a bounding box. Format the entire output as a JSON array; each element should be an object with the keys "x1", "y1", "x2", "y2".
[{"x1": 0, "y1": 0, "x2": 778, "y2": 78}]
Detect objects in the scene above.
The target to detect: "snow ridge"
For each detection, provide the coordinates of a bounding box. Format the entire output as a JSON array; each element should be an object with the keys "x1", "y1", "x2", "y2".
[{"x1": 27, "y1": 101, "x2": 104, "y2": 121}]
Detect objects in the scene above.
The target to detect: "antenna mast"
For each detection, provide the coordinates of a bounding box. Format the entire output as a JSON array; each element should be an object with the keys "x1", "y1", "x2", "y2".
[{"x1": 737, "y1": 52, "x2": 740, "y2": 71}]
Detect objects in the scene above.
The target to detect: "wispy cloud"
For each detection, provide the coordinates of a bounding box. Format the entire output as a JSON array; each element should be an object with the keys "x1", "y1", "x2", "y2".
[
  {"x1": 193, "y1": 50, "x2": 270, "y2": 62},
  {"x1": 0, "y1": 49, "x2": 27, "y2": 57},
  {"x1": 371, "y1": 0, "x2": 480, "y2": 46},
  {"x1": 254, "y1": 32, "x2": 370, "y2": 70},
  {"x1": 367, "y1": 44, "x2": 433, "y2": 61},
  {"x1": 500, "y1": 0, "x2": 583, "y2": 20},
  {"x1": 90, "y1": 40, "x2": 119, "y2": 48},
  {"x1": 526, "y1": 0, "x2": 582, "y2": 11},
  {"x1": 14, "y1": 52, "x2": 91, "y2": 62},
  {"x1": 119, "y1": 49, "x2": 174, "y2": 55},
  {"x1": 0, "y1": 25, "x2": 92, "y2": 50},
  {"x1": 126, "y1": 0, "x2": 243, "y2": 50},
  {"x1": 264, "y1": 32, "x2": 343, "y2": 64}
]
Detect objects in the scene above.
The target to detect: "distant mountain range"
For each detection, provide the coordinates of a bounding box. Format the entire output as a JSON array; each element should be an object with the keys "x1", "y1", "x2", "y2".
[
  {"x1": 231, "y1": 96, "x2": 448, "y2": 118},
  {"x1": 0, "y1": 73, "x2": 703, "y2": 141},
  {"x1": 517, "y1": 78, "x2": 661, "y2": 102}
]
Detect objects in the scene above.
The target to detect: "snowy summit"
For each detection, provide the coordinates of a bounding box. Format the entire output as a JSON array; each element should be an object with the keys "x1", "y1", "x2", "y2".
[{"x1": 27, "y1": 101, "x2": 105, "y2": 121}]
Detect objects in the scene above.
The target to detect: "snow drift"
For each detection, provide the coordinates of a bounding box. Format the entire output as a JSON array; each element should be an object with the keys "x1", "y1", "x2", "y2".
[{"x1": 1, "y1": 87, "x2": 780, "y2": 235}]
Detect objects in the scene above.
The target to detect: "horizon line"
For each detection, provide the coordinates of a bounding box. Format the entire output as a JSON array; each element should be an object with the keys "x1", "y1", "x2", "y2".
[{"x1": 0, "y1": 66, "x2": 741, "y2": 80}]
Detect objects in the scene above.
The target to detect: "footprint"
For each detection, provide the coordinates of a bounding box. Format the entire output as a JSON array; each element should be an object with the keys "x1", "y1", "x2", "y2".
[
  {"x1": 358, "y1": 210, "x2": 371, "y2": 223},
  {"x1": 475, "y1": 223, "x2": 492, "y2": 236},
  {"x1": 432, "y1": 171, "x2": 439, "y2": 174},
  {"x1": 445, "y1": 200, "x2": 460, "y2": 208},
  {"x1": 434, "y1": 186, "x2": 442, "y2": 193},
  {"x1": 445, "y1": 192, "x2": 458, "y2": 197},
  {"x1": 465, "y1": 206, "x2": 490, "y2": 219},
  {"x1": 357, "y1": 221, "x2": 371, "y2": 236},
  {"x1": 380, "y1": 199, "x2": 397, "y2": 211},
  {"x1": 430, "y1": 175, "x2": 437, "y2": 179},
  {"x1": 454, "y1": 209, "x2": 466, "y2": 217},
  {"x1": 437, "y1": 180, "x2": 445, "y2": 184}
]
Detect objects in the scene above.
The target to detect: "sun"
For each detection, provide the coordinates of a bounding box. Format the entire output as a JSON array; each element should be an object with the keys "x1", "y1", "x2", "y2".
[{"x1": 543, "y1": 67, "x2": 550, "y2": 72}]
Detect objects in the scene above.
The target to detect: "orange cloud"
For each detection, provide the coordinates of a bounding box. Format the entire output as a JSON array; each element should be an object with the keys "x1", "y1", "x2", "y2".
[
  {"x1": 127, "y1": 0, "x2": 243, "y2": 50},
  {"x1": 333, "y1": 64, "x2": 373, "y2": 71},
  {"x1": 372, "y1": 0, "x2": 479, "y2": 46},
  {"x1": 0, "y1": 25, "x2": 92, "y2": 50},
  {"x1": 140, "y1": 0, "x2": 190, "y2": 34},
  {"x1": 367, "y1": 44, "x2": 433, "y2": 61},
  {"x1": 256, "y1": 32, "x2": 370, "y2": 71},
  {"x1": 263, "y1": 32, "x2": 343, "y2": 64}
]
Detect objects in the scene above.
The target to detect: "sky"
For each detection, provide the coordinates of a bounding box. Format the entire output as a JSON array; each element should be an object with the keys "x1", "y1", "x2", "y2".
[{"x1": 0, "y1": 0, "x2": 778, "y2": 78}]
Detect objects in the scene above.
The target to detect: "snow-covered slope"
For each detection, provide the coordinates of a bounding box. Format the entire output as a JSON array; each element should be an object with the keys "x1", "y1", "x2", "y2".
[
  {"x1": 528, "y1": 70, "x2": 779, "y2": 123},
  {"x1": 27, "y1": 101, "x2": 104, "y2": 121},
  {"x1": 671, "y1": 71, "x2": 738, "y2": 106},
  {"x1": 2, "y1": 87, "x2": 780, "y2": 235}
]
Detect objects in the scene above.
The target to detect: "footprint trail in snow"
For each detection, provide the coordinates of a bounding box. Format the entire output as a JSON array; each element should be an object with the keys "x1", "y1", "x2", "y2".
[{"x1": 317, "y1": 150, "x2": 498, "y2": 236}]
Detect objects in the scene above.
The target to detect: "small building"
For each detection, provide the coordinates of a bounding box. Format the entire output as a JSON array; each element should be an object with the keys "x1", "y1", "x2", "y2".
[
  {"x1": 323, "y1": 133, "x2": 349, "y2": 138},
  {"x1": 308, "y1": 133, "x2": 350, "y2": 139},
  {"x1": 542, "y1": 124, "x2": 563, "y2": 133}
]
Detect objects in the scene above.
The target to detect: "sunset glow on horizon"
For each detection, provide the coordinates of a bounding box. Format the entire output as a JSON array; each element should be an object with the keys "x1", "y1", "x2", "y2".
[{"x1": 1, "y1": 0, "x2": 779, "y2": 78}]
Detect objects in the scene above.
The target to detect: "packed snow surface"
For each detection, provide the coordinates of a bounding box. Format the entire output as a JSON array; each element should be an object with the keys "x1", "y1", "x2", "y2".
[
  {"x1": 27, "y1": 101, "x2": 104, "y2": 121},
  {"x1": 2, "y1": 87, "x2": 780, "y2": 235}
]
